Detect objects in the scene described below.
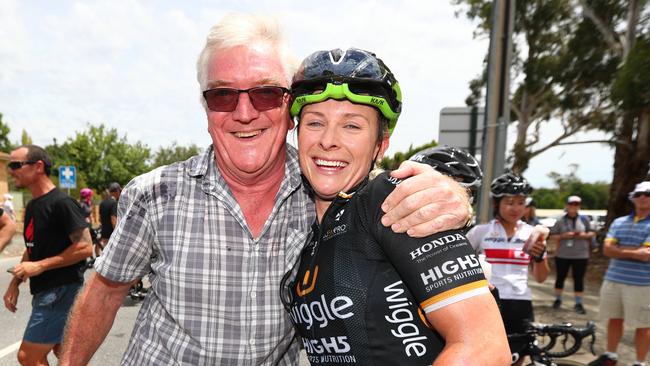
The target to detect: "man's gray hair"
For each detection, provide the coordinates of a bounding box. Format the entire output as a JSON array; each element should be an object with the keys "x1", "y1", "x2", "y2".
[{"x1": 196, "y1": 14, "x2": 297, "y2": 98}]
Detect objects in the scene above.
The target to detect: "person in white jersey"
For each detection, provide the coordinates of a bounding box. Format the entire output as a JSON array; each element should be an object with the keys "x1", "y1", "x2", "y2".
[{"x1": 466, "y1": 172, "x2": 550, "y2": 365}]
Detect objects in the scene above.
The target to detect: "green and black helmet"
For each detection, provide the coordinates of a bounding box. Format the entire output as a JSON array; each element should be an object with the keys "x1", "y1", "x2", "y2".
[{"x1": 290, "y1": 48, "x2": 402, "y2": 134}]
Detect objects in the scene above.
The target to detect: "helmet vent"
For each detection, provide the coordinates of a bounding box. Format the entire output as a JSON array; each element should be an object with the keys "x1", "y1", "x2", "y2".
[{"x1": 329, "y1": 48, "x2": 345, "y2": 64}]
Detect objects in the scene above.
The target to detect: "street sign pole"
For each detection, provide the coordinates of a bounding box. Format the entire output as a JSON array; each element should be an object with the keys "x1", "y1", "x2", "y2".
[{"x1": 476, "y1": 0, "x2": 515, "y2": 224}]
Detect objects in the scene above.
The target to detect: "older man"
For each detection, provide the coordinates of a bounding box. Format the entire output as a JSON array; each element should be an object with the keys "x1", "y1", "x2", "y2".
[
  {"x1": 61, "y1": 15, "x2": 471, "y2": 365},
  {"x1": 589, "y1": 181, "x2": 650, "y2": 366}
]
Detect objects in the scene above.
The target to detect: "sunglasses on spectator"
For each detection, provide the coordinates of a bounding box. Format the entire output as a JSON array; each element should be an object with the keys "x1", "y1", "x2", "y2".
[
  {"x1": 633, "y1": 192, "x2": 650, "y2": 198},
  {"x1": 567, "y1": 202, "x2": 581, "y2": 206},
  {"x1": 202, "y1": 86, "x2": 289, "y2": 112},
  {"x1": 8, "y1": 161, "x2": 37, "y2": 170}
]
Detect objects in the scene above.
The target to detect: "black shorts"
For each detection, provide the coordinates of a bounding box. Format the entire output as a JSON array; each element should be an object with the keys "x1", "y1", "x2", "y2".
[{"x1": 500, "y1": 299, "x2": 534, "y2": 357}]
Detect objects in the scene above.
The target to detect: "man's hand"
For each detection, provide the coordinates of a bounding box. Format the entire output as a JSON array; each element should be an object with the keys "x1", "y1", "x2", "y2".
[
  {"x1": 381, "y1": 161, "x2": 470, "y2": 237},
  {"x1": 635, "y1": 247, "x2": 650, "y2": 262},
  {"x1": 562, "y1": 231, "x2": 576, "y2": 239},
  {"x1": 12, "y1": 261, "x2": 45, "y2": 280},
  {"x1": 3, "y1": 280, "x2": 20, "y2": 312}
]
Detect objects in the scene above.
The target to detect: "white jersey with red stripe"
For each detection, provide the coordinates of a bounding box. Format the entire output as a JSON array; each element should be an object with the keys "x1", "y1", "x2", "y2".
[{"x1": 466, "y1": 219, "x2": 534, "y2": 300}]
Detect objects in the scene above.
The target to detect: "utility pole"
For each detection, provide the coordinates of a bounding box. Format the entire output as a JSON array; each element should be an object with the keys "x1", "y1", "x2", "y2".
[{"x1": 477, "y1": 0, "x2": 515, "y2": 223}]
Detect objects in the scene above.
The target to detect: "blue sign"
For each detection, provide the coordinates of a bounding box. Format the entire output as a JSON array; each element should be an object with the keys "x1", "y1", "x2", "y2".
[{"x1": 59, "y1": 165, "x2": 77, "y2": 189}]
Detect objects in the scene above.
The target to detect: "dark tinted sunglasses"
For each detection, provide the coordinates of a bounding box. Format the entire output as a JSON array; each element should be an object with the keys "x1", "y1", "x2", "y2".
[
  {"x1": 8, "y1": 161, "x2": 37, "y2": 170},
  {"x1": 633, "y1": 192, "x2": 650, "y2": 198},
  {"x1": 203, "y1": 86, "x2": 289, "y2": 112},
  {"x1": 292, "y1": 78, "x2": 398, "y2": 109}
]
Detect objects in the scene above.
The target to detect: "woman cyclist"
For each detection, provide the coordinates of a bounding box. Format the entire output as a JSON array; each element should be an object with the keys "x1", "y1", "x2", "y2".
[
  {"x1": 281, "y1": 48, "x2": 510, "y2": 365},
  {"x1": 466, "y1": 173, "x2": 550, "y2": 365},
  {"x1": 408, "y1": 146, "x2": 483, "y2": 202}
]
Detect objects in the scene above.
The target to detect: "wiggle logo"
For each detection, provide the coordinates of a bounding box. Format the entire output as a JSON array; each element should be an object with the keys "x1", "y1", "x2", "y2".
[{"x1": 297, "y1": 265, "x2": 319, "y2": 297}]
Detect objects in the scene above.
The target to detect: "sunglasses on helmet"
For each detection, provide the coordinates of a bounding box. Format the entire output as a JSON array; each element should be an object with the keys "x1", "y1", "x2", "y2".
[
  {"x1": 8, "y1": 161, "x2": 37, "y2": 170},
  {"x1": 202, "y1": 86, "x2": 289, "y2": 112},
  {"x1": 290, "y1": 79, "x2": 401, "y2": 133},
  {"x1": 633, "y1": 192, "x2": 650, "y2": 198}
]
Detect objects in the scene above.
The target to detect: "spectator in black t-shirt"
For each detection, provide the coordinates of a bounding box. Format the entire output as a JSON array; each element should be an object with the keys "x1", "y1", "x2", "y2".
[
  {"x1": 3, "y1": 145, "x2": 92, "y2": 365},
  {"x1": 98, "y1": 182, "x2": 121, "y2": 255}
]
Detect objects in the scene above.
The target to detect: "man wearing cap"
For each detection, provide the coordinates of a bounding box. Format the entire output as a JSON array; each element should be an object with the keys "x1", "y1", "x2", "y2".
[
  {"x1": 524, "y1": 197, "x2": 541, "y2": 226},
  {"x1": 98, "y1": 182, "x2": 121, "y2": 253},
  {"x1": 549, "y1": 195, "x2": 596, "y2": 314},
  {"x1": 588, "y1": 181, "x2": 650, "y2": 366}
]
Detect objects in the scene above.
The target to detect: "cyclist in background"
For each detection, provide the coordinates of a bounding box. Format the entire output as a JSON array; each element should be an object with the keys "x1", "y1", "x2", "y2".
[
  {"x1": 466, "y1": 173, "x2": 550, "y2": 365},
  {"x1": 409, "y1": 146, "x2": 482, "y2": 203},
  {"x1": 98, "y1": 183, "x2": 121, "y2": 253},
  {"x1": 79, "y1": 188, "x2": 93, "y2": 224}
]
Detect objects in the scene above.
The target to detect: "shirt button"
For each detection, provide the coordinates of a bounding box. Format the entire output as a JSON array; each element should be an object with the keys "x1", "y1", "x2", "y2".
[
  {"x1": 249, "y1": 339, "x2": 256, "y2": 345},
  {"x1": 251, "y1": 292, "x2": 257, "y2": 299}
]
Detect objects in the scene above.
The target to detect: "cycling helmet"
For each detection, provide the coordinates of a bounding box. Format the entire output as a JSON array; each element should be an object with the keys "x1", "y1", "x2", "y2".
[
  {"x1": 290, "y1": 48, "x2": 402, "y2": 134},
  {"x1": 80, "y1": 188, "x2": 93, "y2": 199},
  {"x1": 409, "y1": 146, "x2": 482, "y2": 193},
  {"x1": 490, "y1": 173, "x2": 533, "y2": 197}
]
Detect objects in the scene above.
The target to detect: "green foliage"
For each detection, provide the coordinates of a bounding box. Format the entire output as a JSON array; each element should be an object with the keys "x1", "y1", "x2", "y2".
[
  {"x1": 46, "y1": 124, "x2": 151, "y2": 191},
  {"x1": 612, "y1": 37, "x2": 650, "y2": 110},
  {"x1": 0, "y1": 113, "x2": 13, "y2": 152},
  {"x1": 378, "y1": 140, "x2": 438, "y2": 170},
  {"x1": 150, "y1": 142, "x2": 202, "y2": 169},
  {"x1": 530, "y1": 165, "x2": 609, "y2": 209},
  {"x1": 21, "y1": 130, "x2": 33, "y2": 146}
]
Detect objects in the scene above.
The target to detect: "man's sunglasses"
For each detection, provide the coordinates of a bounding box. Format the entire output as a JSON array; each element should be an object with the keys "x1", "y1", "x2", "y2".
[
  {"x1": 633, "y1": 192, "x2": 650, "y2": 198},
  {"x1": 202, "y1": 86, "x2": 289, "y2": 112},
  {"x1": 8, "y1": 161, "x2": 37, "y2": 170}
]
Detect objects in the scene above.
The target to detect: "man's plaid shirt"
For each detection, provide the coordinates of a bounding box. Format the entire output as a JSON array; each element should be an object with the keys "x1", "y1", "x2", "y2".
[{"x1": 95, "y1": 145, "x2": 314, "y2": 365}]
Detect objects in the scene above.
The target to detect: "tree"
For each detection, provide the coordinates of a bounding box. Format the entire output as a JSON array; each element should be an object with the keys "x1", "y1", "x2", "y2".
[
  {"x1": 455, "y1": 0, "x2": 649, "y2": 228},
  {"x1": 378, "y1": 140, "x2": 438, "y2": 170},
  {"x1": 454, "y1": 0, "x2": 601, "y2": 174},
  {"x1": 568, "y1": 0, "x2": 650, "y2": 225},
  {"x1": 47, "y1": 124, "x2": 151, "y2": 190},
  {"x1": 150, "y1": 142, "x2": 202, "y2": 169},
  {"x1": 0, "y1": 113, "x2": 12, "y2": 152},
  {"x1": 530, "y1": 165, "x2": 609, "y2": 209},
  {"x1": 20, "y1": 129, "x2": 33, "y2": 146}
]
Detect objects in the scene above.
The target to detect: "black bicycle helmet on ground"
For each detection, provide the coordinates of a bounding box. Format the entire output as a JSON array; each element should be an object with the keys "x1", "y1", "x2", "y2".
[
  {"x1": 290, "y1": 48, "x2": 402, "y2": 134},
  {"x1": 490, "y1": 172, "x2": 533, "y2": 197},
  {"x1": 409, "y1": 146, "x2": 482, "y2": 196}
]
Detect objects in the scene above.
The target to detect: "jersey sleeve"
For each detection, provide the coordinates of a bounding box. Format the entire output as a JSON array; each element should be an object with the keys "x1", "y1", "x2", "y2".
[
  {"x1": 360, "y1": 173, "x2": 489, "y2": 314},
  {"x1": 465, "y1": 225, "x2": 488, "y2": 254},
  {"x1": 606, "y1": 217, "x2": 622, "y2": 243},
  {"x1": 94, "y1": 176, "x2": 156, "y2": 282},
  {"x1": 57, "y1": 197, "x2": 89, "y2": 236}
]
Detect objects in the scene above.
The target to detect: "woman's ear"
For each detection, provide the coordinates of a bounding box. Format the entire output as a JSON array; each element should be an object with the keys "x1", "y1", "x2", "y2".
[{"x1": 375, "y1": 133, "x2": 390, "y2": 163}]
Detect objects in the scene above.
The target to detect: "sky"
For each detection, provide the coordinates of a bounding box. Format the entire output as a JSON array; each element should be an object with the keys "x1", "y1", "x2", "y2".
[{"x1": 0, "y1": 0, "x2": 614, "y2": 188}]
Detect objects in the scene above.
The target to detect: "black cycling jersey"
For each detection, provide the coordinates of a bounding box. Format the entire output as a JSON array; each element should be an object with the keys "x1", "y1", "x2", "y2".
[{"x1": 282, "y1": 172, "x2": 489, "y2": 365}]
